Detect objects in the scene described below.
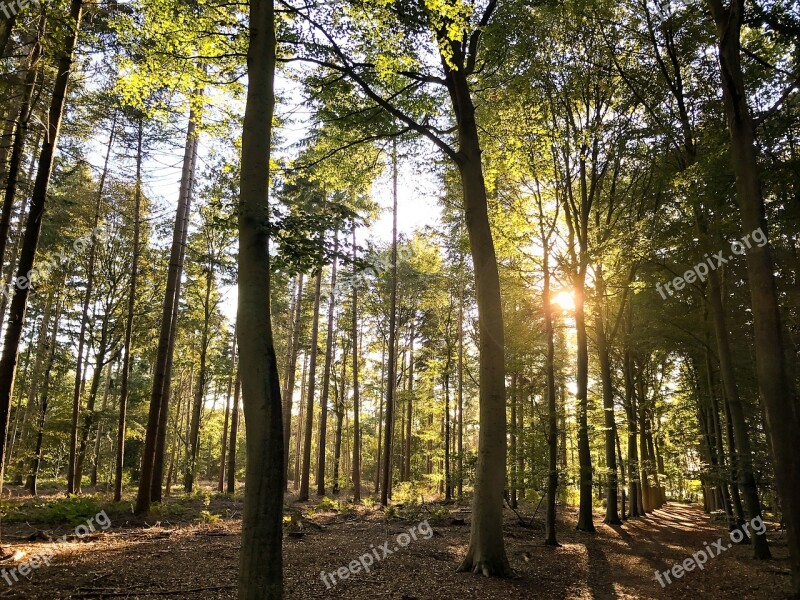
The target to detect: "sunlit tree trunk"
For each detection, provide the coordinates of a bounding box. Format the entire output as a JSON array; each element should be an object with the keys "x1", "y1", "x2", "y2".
[
  {"x1": 380, "y1": 143, "x2": 399, "y2": 506},
  {"x1": 114, "y1": 117, "x2": 142, "y2": 502},
  {"x1": 317, "y1": 232, "x2": 338, "y2": 496},
  {"x1": 283, "y1": 275, "x2": 303, "y2": 489},
  {"x1": 351, "y1": 227, "x2": 361, "y2": 501},
  {"x1": 236, "y1": 0, "x2": 283, "y2": 594},
  {"x1": 299, "y1": 269, "x2": 322, "y2": 501}
]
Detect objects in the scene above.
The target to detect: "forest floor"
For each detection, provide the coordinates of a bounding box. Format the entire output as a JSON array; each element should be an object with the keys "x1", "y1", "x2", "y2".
[{"x1": 0, "y1": 485, "x2": 792, "y2": 599}]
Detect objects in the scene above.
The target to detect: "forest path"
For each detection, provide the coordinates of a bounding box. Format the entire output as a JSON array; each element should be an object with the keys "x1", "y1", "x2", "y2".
[{"x1": 0, "y1": 499, "x2": 791, "y2": 599}]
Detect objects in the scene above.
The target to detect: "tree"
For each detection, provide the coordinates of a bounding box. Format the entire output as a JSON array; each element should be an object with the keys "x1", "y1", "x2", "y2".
[{"x1": 236, "y1": 0, "x2": 283, "y2": 595}]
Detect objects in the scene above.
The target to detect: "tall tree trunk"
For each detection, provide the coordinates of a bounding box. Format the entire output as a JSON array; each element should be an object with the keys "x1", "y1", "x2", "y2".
[
  {"x1": 595, "y1": 267, "x2": 621, "y2": 524},
  {"x1": 153, "y1": 122, "x2": 198, "y2": 503},
  {"x1": 219, "y1": 327, "x2": 236, "y2": 492},
  {"x1": 404, "y1": 323, "x2": 414, "y2": 483},
  {"x1": 351, "y1": 227, "x2": 361, "y2": 501},
  {"x1": 0, "y1": 0, "x2": 84, "y2": 488},
  {"x1": 299, "y1": 269, "x2": 322, "y2": 501},
  {"x1": 380, "y1": 143, "x2": 399, "y2": 507},
  {"x1": 226, "y1": 369, "x2": 241, "y2": 494},
  {"x1": 509, "y1": 373, "x2": 517, "y2": 509},
  {"x1": 115, "y1": 120, "x2": 142, "y2": 501},
  {"x1": 135, "y1": 96, "x2": 200, "y2": 514},
  {"x1": 539, "y1": 200, "x2": 560, "y2": 543},
  {"x1": 283, "y1": 274, "x2": 303, "y2": 489},
  {"x1": 332, "y1": 342, "x2": 347, "y2": 495},
  {"x1": 185, "y1": 267, "x2": 213, "y2": 492},
  {"x1": 707, "y1": 1, "x2": 798, "y2": 584},
  {"x1": 293, "y1": 352, "x2": 307, "y2": 490},
  {"x1": 317, "y1": 232, "x2": 338, "y2": 496},
  {"x1": 623, "y1": 344, "x2": 642, "y2": 518},
  {"x1": 457, "y1": 273, "x2": 464, "y2": 501},
  {"x1": 236, "y1": 0, "x2": 283, "y2": 593},
  {"x1": 445, "y1": 65, "x2": 510, "y2": 573},
  {"x1": 375, "y1": 339, "x2": 385, "y2": 495}
]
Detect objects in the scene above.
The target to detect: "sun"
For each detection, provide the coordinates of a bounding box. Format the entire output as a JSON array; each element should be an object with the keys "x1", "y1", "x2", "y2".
[{"x1": 552, "y1": 290, "x2": 576, "y2": 311}]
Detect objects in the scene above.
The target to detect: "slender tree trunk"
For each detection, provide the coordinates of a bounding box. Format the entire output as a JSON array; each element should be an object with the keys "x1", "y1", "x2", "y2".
[
  {"x1": 136, "y1": 96, "x2": 200, "y2": 514},
  {"x1": 293, "y1": 352, "x2": 307, "y2": 490},
  {"x1": 380, "y1": 143, "x2": 399, "y2": 507},
  {"x1": 153, "y1": 123, "x2": 198, "y2": 503},
  {"x1": 595, "y1": 268, "x2": 621, "y2": 524},
  {"x1": 404, "y1": 324, "x2": 414, "y2": 483},
  {"x1": 509, "y1": 373, "x2": 517, "y2": 508},
  {"x1": 623, "y1": 344, "x2": 641, "y2": 518},
  {"x1": 114, "y1": 117, "x2": 142, "y2": 502},
  {"x1": 317, "y1": 232, "x2": 338, "y2": 496},
  {"x1": 457, "y1": 275, "x2": 464, "y2": 501},
  {"x1": 375, "y1": 340, "x2": 385, "y2": 495},
  {"x1": 219, "y1": 327, "x2": 236, "y2": 492},
  {"x1": 351, "y1": 227, "x2": 361, "y2": 501},
  {"x1": 0, "y1": 0, "x2": 84, "y2": 488},
  {"x1": 236, "y1": 0, "x2": 284, "y2": 592},
  {"x1": 299, "y1": 269, "x2": 322, "y2": 501},
  {"x1": 540, "y1": 211, "x2": 559, "y2": 544},
  {"x1": 332, "y1": 343, "x2": 347, "y2": 495},
  {"x1": 283, "y1": 274, "x2": 303, "y2": 489},
  {"x1": 226, "y1": 369, "x2": 241, "y2": 494},
  {"x1": 185, "y1": 267, "x2": 213, "y2": 492}
]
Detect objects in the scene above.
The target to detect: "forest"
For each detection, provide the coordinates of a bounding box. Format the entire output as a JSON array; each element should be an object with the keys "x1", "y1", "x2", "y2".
[{"x1": 0, "y1": 0, "x2": 797, "y2": 598}]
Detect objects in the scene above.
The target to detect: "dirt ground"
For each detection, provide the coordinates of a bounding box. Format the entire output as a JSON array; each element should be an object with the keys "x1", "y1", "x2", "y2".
[{"x1": 0, "y1": 496, "x2": 792, "y2": 599}]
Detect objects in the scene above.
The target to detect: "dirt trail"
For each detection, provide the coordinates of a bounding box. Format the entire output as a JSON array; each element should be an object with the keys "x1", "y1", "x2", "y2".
[{"x1": 0, "y1": 502, "x2": 791, "y2": 598}]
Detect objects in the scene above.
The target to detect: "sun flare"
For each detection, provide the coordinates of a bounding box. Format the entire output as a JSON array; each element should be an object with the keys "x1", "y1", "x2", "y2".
[{"x1": 552, "y1": 291, "x2": 576, "y2": 311}]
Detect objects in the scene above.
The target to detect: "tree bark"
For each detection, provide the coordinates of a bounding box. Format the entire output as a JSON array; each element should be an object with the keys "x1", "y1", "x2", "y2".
[
  {"x1": 351, "y1": 227, "x2": 361, "y2": 501},
  {"x1": 283, "y1": 274, "x2": 303, "y2": 489},
  {"x1": 153, "y1": 121, "x2": 198, "y2": 502},
  {"x1": 227, "y1": 369, "x2": 241, "y2": 494},
  {"x1": 299, "y1": 269, "x2": 322, "y2": 501},
  {"x1": 380, "y1": 142, "x2": 399, "y2": 506},
  {"x1": 115, "y1": 119, "x2": 142, "y2": 501},
  {"x1": 236, "y1": 0, "x2": 283, "y2": 594},
  {"x1": 595, "y1": 267, "x2": 621, "y2": 524},
  {"x1": 316, "y1": 232, "x2": 338, "y2": 496},
  {"x1": 446, "y1": 62, "x2": 511, "y2": 573}
]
